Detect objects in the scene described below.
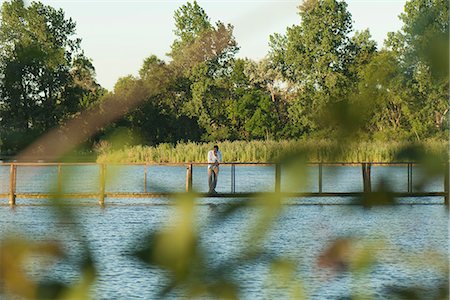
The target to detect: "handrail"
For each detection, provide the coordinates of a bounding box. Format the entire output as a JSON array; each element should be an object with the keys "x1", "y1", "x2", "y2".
[
  {"x1": 1, "y1": 162, "x2": 448, "y2": 206},
  {"x1": 0, "y1": 161, "x2": 443, "y2": 166}
]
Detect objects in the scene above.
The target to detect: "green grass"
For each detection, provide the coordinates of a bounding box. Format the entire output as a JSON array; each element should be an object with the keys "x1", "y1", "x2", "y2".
[{"x1": 96, "y1": 139, "x2": 448, "y2": 163}]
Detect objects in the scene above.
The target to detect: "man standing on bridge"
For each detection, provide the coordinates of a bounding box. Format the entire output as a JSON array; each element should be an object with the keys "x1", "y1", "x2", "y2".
[{"x1": 207, "y1": 145, "x2": 222, "y2": 194}]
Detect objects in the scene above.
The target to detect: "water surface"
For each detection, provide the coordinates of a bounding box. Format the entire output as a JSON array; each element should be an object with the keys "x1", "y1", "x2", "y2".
[{"x1": 0, "y1": 165, "x2": 447, "y2": 299}]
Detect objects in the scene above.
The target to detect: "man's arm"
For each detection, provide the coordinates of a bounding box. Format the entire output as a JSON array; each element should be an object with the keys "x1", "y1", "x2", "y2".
[
  {"x1": 217, "y1": 151, "x2": 222, "y2": 164},
  {"x1": 207, "y1": 151, "x2": 215, "y2": 164}
]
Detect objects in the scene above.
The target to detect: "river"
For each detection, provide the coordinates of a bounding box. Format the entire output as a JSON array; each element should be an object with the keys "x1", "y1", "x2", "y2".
[{"x1": 0, "y1": 165, "x2": 448, "y2": 299}]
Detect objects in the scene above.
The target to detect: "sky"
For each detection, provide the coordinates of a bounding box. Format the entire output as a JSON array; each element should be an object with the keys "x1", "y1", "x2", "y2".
[{"x1": 30, "y1": 0, "x2": 407, "y2": 91}]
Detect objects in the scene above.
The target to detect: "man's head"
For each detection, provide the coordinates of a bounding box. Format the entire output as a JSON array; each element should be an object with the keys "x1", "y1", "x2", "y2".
[{"x1": 213, "y1": 145, "x2": 219, "y2": 154}]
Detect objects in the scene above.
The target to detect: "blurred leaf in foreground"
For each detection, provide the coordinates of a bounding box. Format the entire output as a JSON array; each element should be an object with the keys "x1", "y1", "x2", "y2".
[
  {"x1": 353, "y1": 178, "x2": 398, "y2": 208},
  {"x1": 317, "y1": 237, "x2": 382, "y2": 274},
  {"x1": 133, "y1": 192, "x2": 239, "y2": 299},
  {"x1": 265, "y1": 259, "x2": 305, "y2": 300},
  {"x1": 395, "y1": 143, "x2": 448, "y2": 191},
  {"x1": 0, "y1": 235, "x2": 63, "y2": 299}
]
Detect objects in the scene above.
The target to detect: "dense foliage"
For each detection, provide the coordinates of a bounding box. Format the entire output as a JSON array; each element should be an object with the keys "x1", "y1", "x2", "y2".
[
  {"x1": 99, "y1": 0, "x2": 448, "y2": 147},
  {"x1": 0, "y1": 0, "x2": 105, "y2": 152},
  {"x1": 0, "y1": 0, "x2": 447, "y2": 153}
]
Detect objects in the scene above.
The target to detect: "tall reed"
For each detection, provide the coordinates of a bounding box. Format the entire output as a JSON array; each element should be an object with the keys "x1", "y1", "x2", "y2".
[{"x1": 96, "y1": 139, "x2": 448, "y2": 163}]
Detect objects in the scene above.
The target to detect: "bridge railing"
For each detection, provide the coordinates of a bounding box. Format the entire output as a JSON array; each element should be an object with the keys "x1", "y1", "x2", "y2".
[{"x1": 0, "y1": 162, "x2": 448, "y2": 206}]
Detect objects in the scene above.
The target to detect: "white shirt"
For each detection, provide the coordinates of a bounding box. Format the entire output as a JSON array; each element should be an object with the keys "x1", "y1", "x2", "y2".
[{"x1": 207, "y1": 149, "x2": 222, "y2": 169}]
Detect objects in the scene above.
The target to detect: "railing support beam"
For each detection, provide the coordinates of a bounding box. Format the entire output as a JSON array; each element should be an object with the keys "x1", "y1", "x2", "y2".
[
  {"x1": 186, "y1": 164, "x2": 193, "y2": 192},
  {"x1": 57, "y1": 164, "x2": 63, "y2": 194},
  {"x1": 318, "y1": 163, "x2": 323, "y2": 193},
  {"x1": 275, "y1": 164, "x2": 281, "y2": 193},
  {"x1": 362, "y1": 163, "x2": 372, "y2": 193},
  {"x1": 144, "y1": 164, "x2": 148, "y2": 193},
  {"x1": 445, "y1": 162, "x2": 449, "y2": 206},
  {"x1": 9, "y1": 164, "x2": 16, "y2": 206},
  {"x1": 407, "y1": 163, "x2": 413, "y2": 193},
  {"x1": 231, "y1": 164, "x2": 236, "y2": 193},
  {"x1": 99, "y1": 164, "x2": 106, "y2": 206}
]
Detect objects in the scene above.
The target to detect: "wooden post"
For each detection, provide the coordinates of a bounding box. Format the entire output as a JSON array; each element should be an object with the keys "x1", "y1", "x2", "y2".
[
  {"x1": 99, "y1": 164, "x2": 106, "y2": 206},
  {"x1": 275, "y1": 163, "x2": 281, "y2": 193},
  {"x1": 9, "y1": 163, "x2": 16, "y2": 206},
  {"x1": 407, "y1": 163, "x2": 413, "y2": 193},
  {"x1": 144, "y1": 164, "x2": 148, "y2": 193},
  {"x1": 362, "y1": 163, "x2": 372, "y2": 193},
  {"x1": 231, "y1": 164, "x2": 236, "y2": 193},
  {"x1": 407, "y1": 163, "x2": 410, "y2": 193},
  {"x1": 57, "y1": 164, "x2": 62, "y2": 193},
  {"x1": 186, "y1": 164, "x2": 192, "y2": 192},
  {"x1": 318, "y1": 163, "x2": 323, "y2": 194},
  {"x1": 444, "y1": 162, "x2": 449, "y2": 206}
]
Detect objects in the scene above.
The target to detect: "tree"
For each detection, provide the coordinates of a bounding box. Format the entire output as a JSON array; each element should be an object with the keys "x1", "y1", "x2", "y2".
[
  {"x1": 225, "y1": 58, "x2": 292, "y2": 140},
  {"x1": 170, "y1": 0, "x2": 211, "y2": 56},
  {"x1": 387, "y1": 0, "x2": 448, "y2": 79},
  {"x1": 237, "y1": 90, "x2": 279, "y2": 139},
  {"x1": 385, "y1": 0, "x2": 449, "y2": 139},
  {"x1": 268, "y1": 0, "x2": 361, "y2": 137},
  {"x1": 168, "y1": 1, "x2": 239, "y2": 141},
  {"x1": 244, "y1": 58, "x2": 289, "y2": 125},
  {"x1": 110, "y1": 63, "x2": 202, "y2": 145},
  {"x1": 0, "y1": 0, "x2": 102, "y2": 152},
  {"x1": 354, "y1": 51, "x2": 411, "y2": 140},
  {"x1": 349, "y1": 29, "x2": 378, "y2": 80},
  {"x1": 280, "y1": 0, "x2": 354, "y2": 98},
  {"x1": 108, "y1": 1, "x2": 240, "y2": 145}
]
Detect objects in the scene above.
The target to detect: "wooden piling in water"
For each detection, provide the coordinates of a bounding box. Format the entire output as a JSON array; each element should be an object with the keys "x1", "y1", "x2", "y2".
[
  {"x1": 144, "y1": 164, "x2": 148, "y2": 193},
  {"x1": 362, "y1": 163, "x2": 372, "y2": 193},
  {"x1": 186, "y1": 164, "x2": 193, "y2": 192},
  {"x1": 445, "y1": 162, "x2": 449, "y2": 206},
  {"x1": 9, "y1": 164, "x2": 16, "y2": 206},
  {"x1": 99, "y1": 164, "x2": 106, "y2": 206},
  {"x1": 57, "y1": 164, "x2": 62, "y2": 193},
  {"x1": 407, "y1": 163, "x2": 413, "y2": 193},
  {"x1": 231, "y1": 164, "x2": 236, "y2": 193},
  {"x1": 318, "y1": 163, "x2": 323, "y2": 193},
  {"x1": 275, "y1": 163, "x2": 281, "y2": 193}
]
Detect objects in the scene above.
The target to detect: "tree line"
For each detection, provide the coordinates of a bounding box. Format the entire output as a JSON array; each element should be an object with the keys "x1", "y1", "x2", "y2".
[{"x1": 0, "y1": 0, "x2": 448, "y2": 154}]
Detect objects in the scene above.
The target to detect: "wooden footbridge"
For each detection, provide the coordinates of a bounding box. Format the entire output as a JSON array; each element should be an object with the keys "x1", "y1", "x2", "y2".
[{"x1": 1, "y1": 162, "x2": 448, "y2": 206}]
